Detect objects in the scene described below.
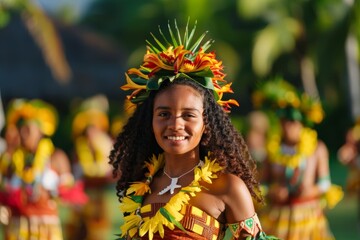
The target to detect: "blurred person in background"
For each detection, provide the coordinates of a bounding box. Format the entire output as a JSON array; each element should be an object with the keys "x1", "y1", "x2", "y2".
[
  {"x1": 244, "y1": 110, "x2": 270, "y2": 173},
  {"x1": 338, "y1": 118, "x2": 360, "y2": 193},
  {"x1": 337, "y1": 117, "x2": 360, "y2": 230},
  {"x1": 109, "y1": 100, "x2": 133, "y2": 141},
  {"x1": 253, "y1": 78, "x2": 343, "y2": 240},
  {"x1": 68, "y1": 94, "x2": 114, "y2": 240},
  {"x1": 0, "y1": 113, "x2": 21, "y2": 229},
  {"x1": 0, "y1": 99, "x2": 75, "y2": 240},
  {"x1": 243, "y1": 110, "x2": 275, "y2": 213}
]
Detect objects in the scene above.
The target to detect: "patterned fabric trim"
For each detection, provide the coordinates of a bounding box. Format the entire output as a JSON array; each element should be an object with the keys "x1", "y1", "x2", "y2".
[
  {"x1": 141, "y1": 203, "x2": 221, "y2": 240},
  {"x1": 223, "y1": 213, "x2": 278, "y2": 240},
  {"x1": 140, "y1": 205, "x2": 278, "y2": 239},
  {"x1": 180, "y1": 204, "x2": 220, "y2": 240},
  {"x1": 226, "y1": 213, "x2": 261, "y2": 238}
]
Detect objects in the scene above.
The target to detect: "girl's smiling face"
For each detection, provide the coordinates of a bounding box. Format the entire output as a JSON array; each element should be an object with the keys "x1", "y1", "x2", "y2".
[{"x1": 152, "y1": 84, "x2": 205, "y2": 155}]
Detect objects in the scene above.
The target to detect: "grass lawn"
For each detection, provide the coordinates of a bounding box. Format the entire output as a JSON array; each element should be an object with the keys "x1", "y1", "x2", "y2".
[
  {"x1": 328, "y1": 194, "x2": 359, "y2": 239},
  {"x1": 327, "y1": 158, "x2": 360, "y2": 239}
]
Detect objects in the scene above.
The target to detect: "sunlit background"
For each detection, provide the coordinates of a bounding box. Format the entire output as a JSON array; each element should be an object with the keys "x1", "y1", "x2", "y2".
[{"x1": 0, "y1": 0, "x2": 359, "y2": 239}]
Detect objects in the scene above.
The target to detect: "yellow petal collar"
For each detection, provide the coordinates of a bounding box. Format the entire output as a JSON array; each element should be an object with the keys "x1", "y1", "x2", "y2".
[{"x1": 119, "y1": 153, "x2": 223, "y2": 240}]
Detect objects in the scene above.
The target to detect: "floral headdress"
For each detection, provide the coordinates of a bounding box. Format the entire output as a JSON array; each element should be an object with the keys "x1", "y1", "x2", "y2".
[
  {"x1": 71, "y1": 94, "x2": 110, "y2": 137},
  {"x1": 121, "y1": 19, "x2": 239, "y2": 112},
  {"x1": 252, "y1": 77, "x2": 324, "y2": 126},
  {"x1": 6, "y1": 98, "x2": 58, "y2": 136}
]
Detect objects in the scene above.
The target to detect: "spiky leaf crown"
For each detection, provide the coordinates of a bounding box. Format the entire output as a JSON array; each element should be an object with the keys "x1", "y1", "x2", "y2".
[
  {"x1": 120, "y1": 19, "x2": 239, "y2": 112},
  {"x1": 252, "y1": 77, "x2": 324, "y2": 126}
]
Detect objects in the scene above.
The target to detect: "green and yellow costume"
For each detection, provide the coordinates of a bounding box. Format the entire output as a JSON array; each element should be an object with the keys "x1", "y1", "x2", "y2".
[
  {"x1": 118, "y1": 20, "x2": 278, "y2": 240},
  {"x1": 253, "y1": 78, "x2": 343, "y2": 240},
  {"x1": 119, "y1": 154, "x2": 276, "y2": 240}
]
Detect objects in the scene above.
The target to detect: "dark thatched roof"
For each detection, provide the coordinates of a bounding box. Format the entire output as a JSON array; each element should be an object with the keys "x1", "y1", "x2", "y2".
[{"x1": 0, "y1": 15, "x2": 127, "y2": 104}]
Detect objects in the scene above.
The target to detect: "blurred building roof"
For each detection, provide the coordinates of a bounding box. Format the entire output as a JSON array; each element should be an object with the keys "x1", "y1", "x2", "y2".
[{"x1": 0, "y1": 15, "x2": 127, "y2": 104}]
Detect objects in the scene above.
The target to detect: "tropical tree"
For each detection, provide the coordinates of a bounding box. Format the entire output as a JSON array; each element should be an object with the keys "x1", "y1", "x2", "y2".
[
  {"x1": 344, "y1": 0, "x2": 360, "y2": 121},
  {"x1": 0, "y1": 0, "x2": 71, "y2": 83},
  {"x1": 237, "y1": 0, "x2": 351, "y2": 98}
]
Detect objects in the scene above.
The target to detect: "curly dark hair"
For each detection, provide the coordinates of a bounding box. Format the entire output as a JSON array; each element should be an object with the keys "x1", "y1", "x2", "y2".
[{"x1": 109, "y1": 78, "x2": 262, "y2": 203}]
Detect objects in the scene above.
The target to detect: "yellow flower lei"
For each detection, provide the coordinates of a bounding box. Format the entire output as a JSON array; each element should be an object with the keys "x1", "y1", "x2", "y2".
[
  {"x1": 119, "y1": 153, "x2": 223, "y2": 240},
  {"x1": 75, "y1": 136, "x2": 109, "y2": 177},
  {"x1": 12, "y1": 138, "x2": 54, "y2": 184},
  {"x1": 266, "y1": 128, "x2": 318, "y2": 169}
]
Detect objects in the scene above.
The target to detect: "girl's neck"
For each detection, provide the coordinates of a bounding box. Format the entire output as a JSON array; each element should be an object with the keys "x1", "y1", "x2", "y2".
[
  {"x1": 281, "y1": 137, "x2": 300, "y2": 147},
  {"x1": 163, "y1": 152, "x2": 200, "y2": 177},
  {"x1": 24, "y1": 137, "x2": 42, "y2": 153}
]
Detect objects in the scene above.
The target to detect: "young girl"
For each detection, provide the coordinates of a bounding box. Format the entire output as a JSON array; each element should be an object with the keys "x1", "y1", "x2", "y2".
[{"x1": 109, "y1": 20, "x2": 277, "y2": 240}]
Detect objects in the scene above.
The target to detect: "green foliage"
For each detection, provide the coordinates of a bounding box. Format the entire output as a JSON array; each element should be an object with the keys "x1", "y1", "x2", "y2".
[
  {"x1": 0, "y1": 7, "x2": 10, "y2": 27},
  {"x1": 79, "y1": 0, "x2": 358, "y2": 151}
]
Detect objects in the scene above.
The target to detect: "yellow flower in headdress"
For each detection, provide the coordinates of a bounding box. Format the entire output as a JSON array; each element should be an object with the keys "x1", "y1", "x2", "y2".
[
  {"x1": 71, "y1": 95, "x2": 110, "y2": 137},
  {"x1": 122, "y1": 73, "x2": 147, "y2": 101},
  {"x1": 72, "y1": 109, "x2": 109, "y2": 137},
  {"x1": 6, "y1": 99, "x2": 58, "y2": 136},
  {"x1": 252, "y1": 77, "x2": 324, "y2": 126},
  {"x1": 120, "y1": 19, "x2": 238, "y2": 112}
]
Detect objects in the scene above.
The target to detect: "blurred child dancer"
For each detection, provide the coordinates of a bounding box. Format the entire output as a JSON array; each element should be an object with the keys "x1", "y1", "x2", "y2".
[
  {"x1": 0, "y1": 99, "x2": 75, "y2": 240},
  {"x1": 69, "y1": 95, "x2": 114, "y2": 240},
  {"x1": 337, "y1": 118, "x2": 360, "y2": 230},
  {"x1": 0, "y1": 108, "x2": 21, "y2": 227},
  {"x1": 244, "y1": 110, "x2": 270, "y2": 172},
  {"x1": 109, "y1": 20, "x2": 278, "y2": 240},
  {"x1": 338, "y1": 118, "x2": 360, "y2": 193},
  {"x1": 253, "y1": 78, "x2": 343, "y2": 240}
]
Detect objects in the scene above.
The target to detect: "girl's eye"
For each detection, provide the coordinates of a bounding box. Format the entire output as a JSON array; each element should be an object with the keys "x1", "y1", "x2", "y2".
[
  {"x1": 183, "y1": 113, "x2": 197, "y2": 118},
  {"x1": 158, "y1": 112, "x2": 170, "y2": 118}
]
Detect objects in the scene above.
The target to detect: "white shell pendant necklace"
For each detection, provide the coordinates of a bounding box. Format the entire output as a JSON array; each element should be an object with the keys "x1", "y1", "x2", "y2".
[{"x1": 158, "y1": 162, "x2": 200, "y2": 195}]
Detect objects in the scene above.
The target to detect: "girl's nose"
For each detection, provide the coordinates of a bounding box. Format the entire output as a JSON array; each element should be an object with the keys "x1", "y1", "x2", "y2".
[{"x1": 168, "y1": 115, "x2": 184, "y2": 130}]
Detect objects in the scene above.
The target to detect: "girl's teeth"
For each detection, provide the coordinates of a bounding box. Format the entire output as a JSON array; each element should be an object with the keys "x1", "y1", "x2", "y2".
[{"x1": 168, "y1": 136, "x2": 185, "y2": 140}]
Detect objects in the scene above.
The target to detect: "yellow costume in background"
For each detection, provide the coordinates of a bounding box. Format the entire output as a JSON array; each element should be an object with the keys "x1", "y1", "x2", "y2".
[
  {"x1": 0, "y1": 99, "x2": 66, "y2": 240},
  {"x1": 253, "y1": 78, "x2": 343, "y2": 240},
  {"x1": 67, "y1": 95, "x2": 114, "y2": 240}
]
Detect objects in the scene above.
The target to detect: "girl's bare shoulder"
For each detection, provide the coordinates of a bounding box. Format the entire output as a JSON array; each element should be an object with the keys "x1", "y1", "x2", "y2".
[{"x1": 208, "y1": 173, "x2": 255, "y2": 222}]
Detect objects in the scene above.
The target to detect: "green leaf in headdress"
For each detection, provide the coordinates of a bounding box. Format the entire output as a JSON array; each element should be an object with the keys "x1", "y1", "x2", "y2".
[{"x1": 130, "y1": 92, "x2": 150, "y2": 104}]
